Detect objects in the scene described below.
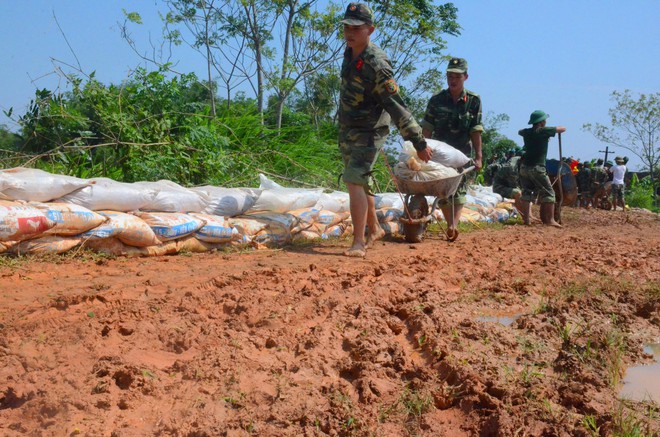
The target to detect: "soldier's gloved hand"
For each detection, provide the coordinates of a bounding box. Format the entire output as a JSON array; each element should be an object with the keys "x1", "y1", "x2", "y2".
[{"x1": 413, "y1": 139, "x2": 432, "y2": 162}]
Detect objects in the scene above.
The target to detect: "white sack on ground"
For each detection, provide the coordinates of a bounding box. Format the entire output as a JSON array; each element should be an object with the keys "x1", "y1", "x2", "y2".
[
  {"x1": 8, "y1": 236, "x2": 82, "y2": 255},
  {"x1": 0, "y1": 168, "x2": 90, "y2": 202},
  {"x1": 80, "y1": 211, "x2": 161, "y2": 247},
  {"x1": 57, "y1": 177, "x2": 157, "y2": 212},
  {"x1": 315, "y1": 191, "x2": 350, "y2": 213},
  {"x1": 0, "y1": 172, "x2": 19, "y2": 200},
  {"x1": 30, "y1": 202, "x2": 108, "y2": 236},
  {"x1": 0, "y1": 201, "x2": 55, "y2": 242},
  {"x1": 189, "y1": 213, "x2": 240, "y2": 243},
  {"x1": 176, "y1": 235, "x2": 230, "y2": 253},
  {"x1": 191, "y1": 186, "x2": 261, "y2": 217},
  {"x1": 376, "y1": 207, "x2": 403, "y2": 223},
  {"x1": 287, "y1": 207, "x2": 320, "y2": 233},
  {"x1": 136, "y1": 212, "x2": 206, "y2": 242},
  {"x1": 134, "y1": 180, "x2": 208, "y2": 213},
  {"x1": 249, "y1": 174, "x2": 323, "y2": 213},
  {"x1": 374, "y1": 193, "x2": 404, "y2": 211},
  {"x1": 84, "y1": 237, "x2": 178, "y2": 257},
  {"x1": 230, "y1": 212, "x2": 297, "y2": 246}
]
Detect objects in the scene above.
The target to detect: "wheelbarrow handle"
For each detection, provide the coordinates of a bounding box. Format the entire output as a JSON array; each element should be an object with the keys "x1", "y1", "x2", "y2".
[{"x1": 461, "y1": 165, "x2": 476, "y2": 175}]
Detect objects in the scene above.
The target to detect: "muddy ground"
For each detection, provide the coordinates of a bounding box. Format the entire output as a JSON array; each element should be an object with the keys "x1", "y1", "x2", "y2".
[{"x1": 0, "y1": 207, "x2": 658, "y2": 436}]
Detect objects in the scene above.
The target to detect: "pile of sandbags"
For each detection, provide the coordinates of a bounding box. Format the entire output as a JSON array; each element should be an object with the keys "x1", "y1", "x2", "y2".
[{"x1": 0, "y1": 167, "x2": 515, "y2": 257}]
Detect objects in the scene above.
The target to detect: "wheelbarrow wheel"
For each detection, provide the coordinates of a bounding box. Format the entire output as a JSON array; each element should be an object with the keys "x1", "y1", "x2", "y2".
[{"x1": 403, "y1": 195, "x2": 429, "y2": 243}]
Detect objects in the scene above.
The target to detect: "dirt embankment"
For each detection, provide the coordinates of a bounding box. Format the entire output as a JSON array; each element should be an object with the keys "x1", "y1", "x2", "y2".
[{"x1": 0, "y1": 207, "x2": 658, "y2": 436}]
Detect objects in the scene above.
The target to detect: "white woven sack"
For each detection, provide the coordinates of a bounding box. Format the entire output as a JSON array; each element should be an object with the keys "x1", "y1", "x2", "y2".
[
  {"x1": 0, "y1": 200, "x2": 55, "y2": 242},
  {"x1": 30, "y1": 202, "x2": 108, "y2": 236},
  {"x1": 192, "y1": 186, "x2": 262, "y2": 217},
  {"x1": 81, "y1": 210, "x2": 161, "y2": 247},
  {"x1": 57, "y1": 177, "x2": 157, "y2": 211},
  {"x1": 0, "y1": 168, "x2": 90, "y2": 202},
  {"x1": 134, "y1": 180, "x2": 208, "y2": 213},
  {"x1": 250, "y1": 173, "x2": 323, "y2": 213},
  {"x1": 401, "y1": 139, "x2": 470, "y2": 168}
]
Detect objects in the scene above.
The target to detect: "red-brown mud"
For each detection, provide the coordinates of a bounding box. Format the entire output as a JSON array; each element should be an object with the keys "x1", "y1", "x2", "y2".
[{"x1": 1, "y1": 207, "x2": 658, "y2": 436}]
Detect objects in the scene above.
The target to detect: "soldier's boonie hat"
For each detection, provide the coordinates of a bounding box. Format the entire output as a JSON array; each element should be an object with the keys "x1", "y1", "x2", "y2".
[
  {"x1": 606, "y1": 160, "x2": 613, "y2": 167},
  {"x1": 615, "y1": 156, "x2": 625, "y2": 164},
  {"x1": 341, "y1": 3, "x2": 374, "y2": 26},
  {"x1": 446, "y1": 58, "x2": 468, "y2": 74},
  {"x1": 528, "y1": 110, "x2": 549, "y2": 125}
]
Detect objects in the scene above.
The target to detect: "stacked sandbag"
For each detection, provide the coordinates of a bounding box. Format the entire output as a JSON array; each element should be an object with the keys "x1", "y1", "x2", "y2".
[
  {"x1": 190, "y1": 186, "x2": 261, "y2": 217},
  {"x1": 133, "y1": 180, "x2": 208, "y2": 213},
  {"x1": 0, "y1": 166, "x2": 519, "y2": 258},
  {"x1": 0, "y1": 201, "x2": 55, "y2": 243},
  {"x1": 0, "y1": 168, "x2": 90, "y2": 202},
  {"x1": 57, "y1": 177, "x2": 158, "y2": 211}
]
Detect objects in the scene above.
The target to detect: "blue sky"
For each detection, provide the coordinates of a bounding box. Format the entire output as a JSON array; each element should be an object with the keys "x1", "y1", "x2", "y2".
[{"x1": 1, "y1": 0, "x2": 659, "y2": 170}]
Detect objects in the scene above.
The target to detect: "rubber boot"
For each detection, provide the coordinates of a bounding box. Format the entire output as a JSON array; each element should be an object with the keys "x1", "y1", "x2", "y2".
[{"x1": 540, "y1": 203, "x2": 562, "y2": 228}]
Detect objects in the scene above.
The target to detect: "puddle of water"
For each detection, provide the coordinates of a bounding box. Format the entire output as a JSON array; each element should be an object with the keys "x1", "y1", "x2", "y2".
[
  {"x1": 619, "y1": 344, "x2": 660, "y2": 403},
  {"x1": 475, "y1": 312, "x2": 523, "y2": 327}
]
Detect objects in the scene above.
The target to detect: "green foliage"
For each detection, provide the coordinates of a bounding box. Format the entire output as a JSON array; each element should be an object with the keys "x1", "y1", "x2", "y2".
[
  {"x1": 4, "y1": 68, "x2": 359, "y2": 190},
  {"x1": 626, "y1": 178, "x2": 656, "y2": 210}
]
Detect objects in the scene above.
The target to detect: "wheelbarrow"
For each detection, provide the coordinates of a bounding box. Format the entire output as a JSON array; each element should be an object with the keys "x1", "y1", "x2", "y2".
[{"x1": 396, "y1": 166, "x2": 475, "y2": 243}]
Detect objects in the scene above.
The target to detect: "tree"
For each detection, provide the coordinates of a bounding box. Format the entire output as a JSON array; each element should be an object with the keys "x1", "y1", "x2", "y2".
[
  {"x1": 583, "y1": 90, "x2": 659, "y2": 203},
  {"x1": 481, "y1": 112, "x2": 518, "y2": 164}
]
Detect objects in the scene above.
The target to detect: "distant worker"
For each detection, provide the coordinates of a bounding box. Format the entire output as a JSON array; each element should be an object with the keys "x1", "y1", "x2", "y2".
[
  {"x1": 590, "y1": 159, "x2": 609, "y2": 209},
  {"x1": 574, "y1": 161, "x2": 592, "y2": 208},
  {"x1": 338, "y1": 2, "x2": 430, "y2": 257},
  {"x1": 610, "y1": 156, "x2": 627, "y2": 210},
  {"x1": 422, "y1": 57, "x2": 483, "y2": 241},
  {"x1": 518, "y1": 110, "x2": 565, "y2": 227},
  {"x1": 492, "y1": 151, "x2": 539, "y2": 224},
  {"x1": 483, "y1": 159, "x2": 501, "y2": 186}
]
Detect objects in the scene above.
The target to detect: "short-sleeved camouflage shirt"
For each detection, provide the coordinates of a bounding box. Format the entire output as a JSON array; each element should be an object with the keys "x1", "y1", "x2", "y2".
[
  {"x1": 338, "y1": 43, "x2": 425, "y2": 149},
  {"x1": 421, "y1": 88, "x2": 484, "y2": 156}
]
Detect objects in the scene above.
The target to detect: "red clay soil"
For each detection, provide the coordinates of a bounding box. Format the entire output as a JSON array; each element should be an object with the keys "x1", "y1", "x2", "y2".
[{"x1": 0, "y1": 207, "x2": 658, "y2": 436}]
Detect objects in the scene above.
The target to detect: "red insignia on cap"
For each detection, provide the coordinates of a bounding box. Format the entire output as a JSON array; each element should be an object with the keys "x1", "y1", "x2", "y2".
[
  {"x1": 384, "y1": 79, "x2": 398, "y2": 94},
  {"x1": 349, "y1": 5, "x2": 357, "y2": 10}
]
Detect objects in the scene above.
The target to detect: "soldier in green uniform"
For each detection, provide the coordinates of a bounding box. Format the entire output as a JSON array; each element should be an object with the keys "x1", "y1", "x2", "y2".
[
  {"x1": 518, "y1": 110, "x2": 565, "y2": 227},
  {"x1": 589, "y1": 159, "x2": 609, "y2": 208},
  {"x1": 338, "y1": 2, "x2": 430, "y2": 257},
  {"x1": 421, "y1": 57, "x2": 484, "y2": 241},
  {"x1": 575, "y1": 161, "x2": 592, "y2": 207}
]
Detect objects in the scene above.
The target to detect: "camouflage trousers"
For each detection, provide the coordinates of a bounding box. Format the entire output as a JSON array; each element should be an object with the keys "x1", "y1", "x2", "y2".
[{"x1": 519, "y1": 164, "x2": 556, "y2": 203}]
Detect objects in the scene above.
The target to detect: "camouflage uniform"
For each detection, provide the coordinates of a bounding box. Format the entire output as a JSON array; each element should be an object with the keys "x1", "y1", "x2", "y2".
[
  {"x1": 590, "y1": 166, "x2": 608, "y2": 197},
  {"x1": 518, "y1": 126, "x2": 558, "y2": 203},
  {"x1": 575, "y1": 166, "x2": 592, "y2": 200},
  {"x1": 492, "y1": 156, "x2": 522, "y2": 199},
  {"x1": 338, "y1": 42, "x2": 425, "y2": 187},
  {"x1": 421, "y1": 86, "x2": 484, "y2": 205},
  {"x1": 483, "y1": 161, "x2": 501, "y2": 186}
]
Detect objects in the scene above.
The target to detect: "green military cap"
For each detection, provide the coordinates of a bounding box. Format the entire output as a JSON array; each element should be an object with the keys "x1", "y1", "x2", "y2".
[
  {"x1": 528, "y1": 110, "x2": 549, "y2": 125},
  {"x1": 341, "y1": 3, "x2": 374, "y2": 26},
  {"x1": 446, "y1": 57, "x2": 468, "y2": 74}
]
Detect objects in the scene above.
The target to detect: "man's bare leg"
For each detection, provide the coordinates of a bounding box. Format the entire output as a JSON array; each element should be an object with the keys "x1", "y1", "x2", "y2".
[
  {"x1": 440, "y1": 203, "x2": 461, "y2": 241},
  {"x1": 345, "y1": 183, "x2": 368, "y2": 257},
  {"x1": 365, "y1": 193, "x2": 385, "y2": 249}
]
